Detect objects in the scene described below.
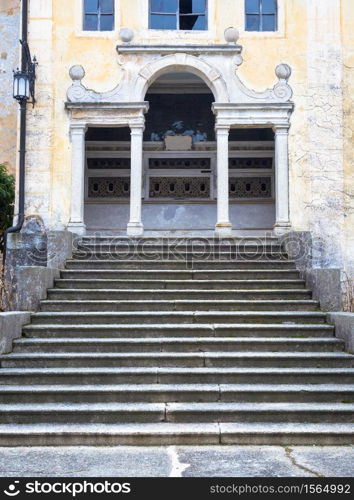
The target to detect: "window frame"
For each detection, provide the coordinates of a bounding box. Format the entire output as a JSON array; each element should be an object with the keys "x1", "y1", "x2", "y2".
[
  {"x1": 83, "y1": 0, "x2": 115, "y2": 32},
  {"x1": 149, "y1": 1, "x2": 208, "y2": 31},
  {"x1": 245, "y1": 0, "x2": 278, "y2": 32}
]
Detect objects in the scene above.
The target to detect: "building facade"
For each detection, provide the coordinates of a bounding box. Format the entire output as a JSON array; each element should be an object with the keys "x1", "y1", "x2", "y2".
[{"x1": 4, "y1": 0, "x2": 354, "y2": 310}]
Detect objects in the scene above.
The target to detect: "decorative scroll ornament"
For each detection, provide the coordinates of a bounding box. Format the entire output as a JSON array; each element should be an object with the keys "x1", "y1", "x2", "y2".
[
  {"x1": 66, "y1": 57, "x2": 293, "y2": 105},
  {"x1": 272, "y1": 64, "x2": 293, "y2": 101},
  {"x1": 67, "y1": 64, "x2": 122, "y2": 103},
  {"x1": 67, "y1": 65, "x2": 88, "y2": 102}
]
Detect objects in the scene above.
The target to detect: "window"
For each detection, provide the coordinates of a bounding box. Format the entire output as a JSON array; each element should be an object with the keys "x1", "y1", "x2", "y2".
[
  {"x1": 150, "y1": 0, "x2": 207, "y2": 30},
  {"x1": 83, "y1": 0, "x2": 114, "y2": 31},
  {"x1": 245, "y1": 0, "x2": 277, "y2": 31}
]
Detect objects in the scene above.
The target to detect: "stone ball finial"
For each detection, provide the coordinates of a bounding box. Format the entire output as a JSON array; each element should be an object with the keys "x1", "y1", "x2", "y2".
[
  {"x1": 275, "y1": 63, "x2": 292, "y2": 81},
  {"x1": 69, "y1": 65, "x2": 85, "y2": 82},
  {"x1": 224, "y1": 27, "x2": 239, "y2": 44},
  {"x1": 119, "y1": 28, "x2": 134, "y2": 43}
]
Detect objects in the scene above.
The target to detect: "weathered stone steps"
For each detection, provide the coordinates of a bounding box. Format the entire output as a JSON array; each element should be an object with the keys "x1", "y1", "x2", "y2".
[
  {"x1": 40, "y1": 299, "x2": 320, "y2": 313},
  {"x1": 55, "y1": 278, "x2": 307, "y2": 290},
  {"x1": 2, "y1": 351, "x2": 353, "y2": 369},
  {"x1": 1, "y1": 236, "x2": 352, "y2": 446},
  {"x1": 60, "y1": 269, "x2": 301, "y2": 280},
  {"x1": 72, "y1": 251, "x2": 289, "y2": 261},
  {"x1": 0, "y1": 367, "x2": 353, "y2": 385},
  {"x1": 0, "y1": 402, "x2": 353, "y2": 425},
  {"x1": 30, "y1": 311, "x2": 328, "y2": 325},
  {"x1": 46, "y1": 288, "x2": 312, "y2": 301},
  {"x1": 0, "y1": 423, "x2": 353, "y2": 446},
  {"x1": 22, "y1": 323, "x2": 335, "y2": 339},
  {"x1": 13, "y1": 337, "x2": 343, "y2": 353},
  {"x1": 0, "y1": 384, "x2": 353, "y2": 404},
  {"x1": 64, "y1": 259, "x2": 296, "y2": 270}
]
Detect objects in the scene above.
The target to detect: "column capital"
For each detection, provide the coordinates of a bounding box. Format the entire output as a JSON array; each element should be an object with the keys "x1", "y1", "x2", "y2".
[
  {"x1": 215, "y1": 125, "x2": 230, "y2": 134},
  {"x1": 272, "y1": 124, "x2": 290, "y2": 135},
  {"x1": 69, "y1": 122, "x2": 88, "y2": 140},
  {"x1": 129, "y1": 120, "x2": 145, "y2": 132}
]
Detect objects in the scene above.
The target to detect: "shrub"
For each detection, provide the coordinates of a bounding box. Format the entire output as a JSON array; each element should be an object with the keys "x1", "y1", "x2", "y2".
[{"x1": 0, "y1": 164, "x2": 15, "y2": 252}]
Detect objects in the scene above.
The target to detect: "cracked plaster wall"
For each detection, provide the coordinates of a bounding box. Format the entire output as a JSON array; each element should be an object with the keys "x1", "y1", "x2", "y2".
[{"x1": 0, "y1": 0, "x2": 20, "y2": 175}]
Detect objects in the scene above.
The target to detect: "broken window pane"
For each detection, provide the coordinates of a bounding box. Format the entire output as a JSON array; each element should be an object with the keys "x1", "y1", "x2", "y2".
[
  {"x1": 180, "y1": 0, "x2": 205, "y2": 14},
  {"x1": 180, "y1": 14, "x2": 205, "y2": 30}
]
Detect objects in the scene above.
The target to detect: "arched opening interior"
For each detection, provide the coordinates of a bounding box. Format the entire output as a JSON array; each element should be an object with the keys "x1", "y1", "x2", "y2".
[{"x1": 83, "y1": 72, "x2": 275, "y2": 234}]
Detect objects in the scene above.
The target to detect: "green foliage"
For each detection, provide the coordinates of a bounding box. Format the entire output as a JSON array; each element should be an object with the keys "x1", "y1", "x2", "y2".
[{"x1": 0, "y1": 164, "x2": 15, "y2": 246}]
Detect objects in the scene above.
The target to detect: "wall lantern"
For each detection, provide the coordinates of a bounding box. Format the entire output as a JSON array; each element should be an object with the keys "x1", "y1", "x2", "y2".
[
  {"x1": 13, "y1": 70, "x2": 30, "y2": 102},
  {"x1": 13, "y1": 40, "x2": 37, "y2": 106}
]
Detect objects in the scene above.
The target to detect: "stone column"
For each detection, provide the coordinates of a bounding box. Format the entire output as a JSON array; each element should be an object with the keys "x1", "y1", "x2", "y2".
[
  {"x1": 67, "y1": 123, "x2": 87, "y2": 236},
  {"x1": 273, "y1": 125, "x2": 291, "y2": 235},
  {"x1": 127, "y1": 125, "x2": 144, "y2": 236},
  {"x1": 215, "y1": 125, "x2": 232, "y2": 237}
]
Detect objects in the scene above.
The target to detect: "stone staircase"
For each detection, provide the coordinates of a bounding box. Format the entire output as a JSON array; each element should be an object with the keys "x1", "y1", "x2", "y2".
[{"x1": 0, "y1": 236, "x2": 353, "y2": 445}]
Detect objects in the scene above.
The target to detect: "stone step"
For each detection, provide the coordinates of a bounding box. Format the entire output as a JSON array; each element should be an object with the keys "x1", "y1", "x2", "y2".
[
  {"x1": 0, "y1": 402, "x2": 352, "y2": 425},
  {"x1": 76, "y1": 242, "x2": 284, "y2": 252},
  {"x1": 1, "y1": 383, "x2": 352, "y2": 404},
  {"x1": 60, "y1": 269, "x2": 301, "y2": 280},
  {"x1": 0, "y1": 403, "x2": 165, "y2": 424},
  {"x1": 2, "y1": 352, "x2": 353, "y2": 369},
  {"x1": 0, "y1": 422, "x2": 352, "y2": 446},
  {"x1": 165, "y1": 402, "x2": 354, "y2": 424},
  {"x1": 3, "y1": 236, "x2": 350, "y2": 447},
  {"x1": 30, "y1": 311, "x2": 328, "y2": 325},
  {"x1": 13, "y1": 337, "x2": 343, "y2": 353},
  {"x1": 22, "y1": 323, "x2": 335, "y2": 339},
  {"x1": 46, "y1": 289, "x2": 312, "y2": 301},
  {"x1": 72, "y1": 251, "x2": 289, "y2": 261},
  {"x1": 1, "y1": 367, "x2": 353, "y2": 385},
  {"x1": 65, "y1": 260, "x2": 297, "y2": 270},
  {"x1": 79, "y1": 236, "x2": 281, "y2": 245},
  {"x1": 40, "y1": 299, "x2": 320, "y2": 313},
  {"x1": 55, "y1": 278, "x2": 307, "y2": 290}
]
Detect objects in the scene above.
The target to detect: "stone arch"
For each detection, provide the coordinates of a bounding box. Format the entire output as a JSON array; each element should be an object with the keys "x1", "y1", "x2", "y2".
[{"x1": 134, "y1": 53, "x2": 230, "y2": 102}]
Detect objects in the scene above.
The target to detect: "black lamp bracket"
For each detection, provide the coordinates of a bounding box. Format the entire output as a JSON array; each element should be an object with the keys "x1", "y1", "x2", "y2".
[{"x1": 20, "y1": 39, "x2": 37, "y2": 106}]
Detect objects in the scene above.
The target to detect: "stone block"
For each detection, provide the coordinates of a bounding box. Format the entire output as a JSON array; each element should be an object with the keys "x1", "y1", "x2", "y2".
[
  {"x1": 327, "y1": 313, "x2": 354, "y2": 353},
  {"x1": 14, "y1": 266, "x2": 60, "y2": 311},
  {"x1": 3, "y1": 225, "x2": 74, "y2": 311},
  {"x1": 0, "y1": 312, "x2": 30, "y2": 354},
  {"x1": 306, "y1": 269, "x2": 342, "y2": 312},
  {"x1": 47, "y1": 231, "x2": 74, "y2": 269},
  {"x1": 281, "y1": 231, "x2": 343, "y2": 311}
]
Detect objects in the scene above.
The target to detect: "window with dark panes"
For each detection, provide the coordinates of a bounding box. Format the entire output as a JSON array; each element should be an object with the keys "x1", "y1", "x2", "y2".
[
  {"x1": 84, "y1": 0, "x2": 114, "y2": 31},
  {"x1": 245, "y1": 0, "x2": 277, "y2": 31},
  {"x1": 150, "y1": 0, "x2": 207, "y2": 30}
]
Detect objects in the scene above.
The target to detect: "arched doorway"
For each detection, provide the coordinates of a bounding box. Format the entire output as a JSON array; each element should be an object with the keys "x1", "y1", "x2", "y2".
[
  {"x1": 83, "y1": 71, "x2": 275, "y2": 235},
  {"x1": 142, "y1": 72, "x2": 217, "y2": 233}
]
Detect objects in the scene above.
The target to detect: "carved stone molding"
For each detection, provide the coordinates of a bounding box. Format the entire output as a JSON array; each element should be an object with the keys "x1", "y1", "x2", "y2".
[{"x1": 66, "y1": 48, "x2": 294, "y2": 110}]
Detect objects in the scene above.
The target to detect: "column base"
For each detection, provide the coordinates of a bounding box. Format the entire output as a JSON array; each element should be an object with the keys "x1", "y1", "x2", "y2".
[
  {"x1": 67, "y1": 222, "x2": 86, "y2": 236},
  {"x1": 127, "y1": 222, "x2": 144, "y2": 237},
  {"x1": 273, "y1": 222, "x2": 292, "y2": 236},
  {"x1": 214, "y1": 222, "x2": 233, "y2": 238}
]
